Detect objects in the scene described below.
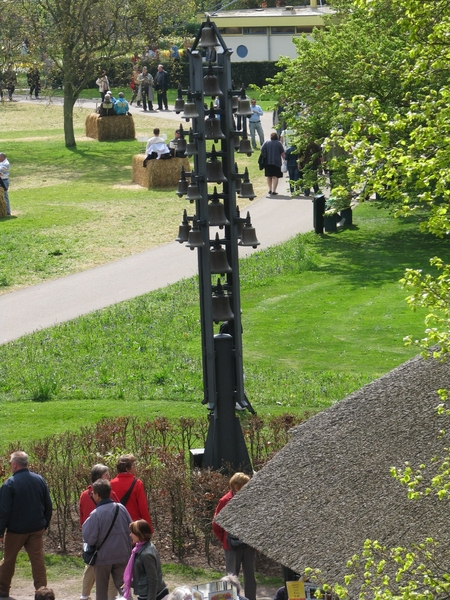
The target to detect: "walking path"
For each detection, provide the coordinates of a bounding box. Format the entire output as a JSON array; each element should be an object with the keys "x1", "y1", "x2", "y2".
[{"x1": 0, "y1": 95, "x2": 314, "y2": 344}]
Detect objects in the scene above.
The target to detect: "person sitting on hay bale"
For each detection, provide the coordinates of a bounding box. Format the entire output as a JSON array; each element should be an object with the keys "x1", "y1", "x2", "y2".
[
  {"x1": 114, "y1": 92, "x2": 130, "y2": 116},
  {"x1": 143, "y1": 140, "x2": 172, "y2": 166},
  {"x1": 98, "y1": 92, "x2": 115, "y2": 117}
]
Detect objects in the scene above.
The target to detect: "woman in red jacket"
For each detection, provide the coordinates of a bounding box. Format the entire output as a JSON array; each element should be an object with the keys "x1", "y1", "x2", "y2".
[
  {"x1": 212, "y1": 473, "x2": 256, "y2": 600},
  {"x1": 110, "y1": 455, "x2": 153, "y2": 532}
]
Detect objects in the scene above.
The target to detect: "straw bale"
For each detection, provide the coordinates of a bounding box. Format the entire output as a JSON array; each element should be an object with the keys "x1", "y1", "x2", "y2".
[
  {"x1": 85, "y1": 113, "x2": 136, "y2": 141},
  {"x1": 132, "y1": 154, "x2": 191, "y2": 189},
  {"x1": 0, "y1": 189, "x2": 6, "y2": 217}
]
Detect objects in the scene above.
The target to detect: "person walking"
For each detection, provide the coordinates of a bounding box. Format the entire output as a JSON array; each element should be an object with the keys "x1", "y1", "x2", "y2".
[
  {"x1": 0, "y1": 451, "x2": 53, "y2": 598},
  {"x1": 138, "y1": 67, "x2": 154, "y2": 112},
  {"x1": 130, "y1": 66, "x2": 141, "y2": 106},
  {"x1": 82, "y1": 479, "x2": 132, "y2": 600},
  {"x1": 260, "y1": 132, "x2": 285, "y2": 196},
  {"x1": 212, "y1": 472, "x2": 256, "y2": 600},
  {"x1": 110, "y1": 455, "x2": 154, "y2": 531},
  {"x1": 79, "y1": 464, "x2": 120, "y2": 600},
  {"x1": 155, "y1": 64, "x2": 169, "y2": 111},
  {"x1": 0, "y1": 153, "x2": 11, "y2": 216},
  {"x1": 248, "y1": 99, "x2": 264, "y2": 149},
  {"x1": 96, "y1": 71, "x2": 110, "y2": 102},
  {"x1": 27, "y1": 63, "x2": 41, "y2": 99}
]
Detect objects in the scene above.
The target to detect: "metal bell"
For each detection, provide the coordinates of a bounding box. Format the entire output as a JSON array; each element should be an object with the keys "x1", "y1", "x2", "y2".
[
  {"x1": 176, "y1": 124, "x2": 187, "y2": 154},
  {"x1": 206, "y1": 146, "x2": 227, "y2": 183},
  {"x1": 175, "y1": 210, "x2": 191, "y2": 243},
  {"x1": 238, "y1": 168, "x2": 256, "y2": 200},
  {"x1": 176, "y1": 167, "x2": 189, "y2": 197},
  {"x1": 238, "y1": 132, "x2": 253, "y2": 156},
  {"x1": 208, "y1": 191, "x2": 229, "y2": 227},
  {"x1": 239, "y1": 212, "x2": 260, "y2": 248},
  {"x1": 210, "y1": 234, "x2": 232, "y2": 275},
  {"x1": 235, "y1": 206, "x2": 244, "y2": 239},
  {"x1": 183, "y1": 89, "x2": 200, "y2": 119},
  {"x1": 203, "y1": 63, "x2": 222, "y2": 97},
  {"x1": 198, "y1": 21, "x2": 220, "y2": 48},
  {"x1": 236, "y1": 88, "x2": 252, "y2": 116},
  {"x1": 205, "y1": 103, "x2": 225, "y2": 142},
  {"x1": 211, "y1": 279, "x2": 234, "y2": 324},
  {"x1": 186, "y1": 218, "x2": 205, "y2": 250},
  {"x1": 174, "y1": 86, "x2": 185, "y2": 114},
  {"x1": 186, "y1": 177, "x2": 202, "y2": 202},
  {"x1": 234, "y1": 163, "x2": 242, "y2": 194}
]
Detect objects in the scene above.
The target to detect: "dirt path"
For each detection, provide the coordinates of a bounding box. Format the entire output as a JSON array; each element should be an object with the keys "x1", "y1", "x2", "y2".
[{"x1": 7, "y1": 574, "x2": 279, "y2": 600}]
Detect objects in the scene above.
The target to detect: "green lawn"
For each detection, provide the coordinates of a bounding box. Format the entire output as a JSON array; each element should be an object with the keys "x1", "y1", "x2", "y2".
[{"x1": 1, "y1": 200, "x2": 446, "y2": 447}]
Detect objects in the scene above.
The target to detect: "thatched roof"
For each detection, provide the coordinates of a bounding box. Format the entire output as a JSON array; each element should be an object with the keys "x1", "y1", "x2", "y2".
[{"x1": 216, "y1": 353, "x2": 450, "y2": 583}]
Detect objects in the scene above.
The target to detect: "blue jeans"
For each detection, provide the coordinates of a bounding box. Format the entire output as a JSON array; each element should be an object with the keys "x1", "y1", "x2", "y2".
[{"x1": 2, "y1": 179, "x2": 9, "y2": 214}]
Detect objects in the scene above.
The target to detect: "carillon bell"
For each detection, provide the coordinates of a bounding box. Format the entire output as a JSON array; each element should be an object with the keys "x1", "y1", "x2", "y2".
[
  {"x1": 183, "y1": 89, "x2": 200, "y2": 120},
  {"x1": 174, "y1": 85, "x2": 185, "y2": 114},
  {"x1": 203, "y1": 63, "x2": 222, "y2": 97},
  {"x1": 205, "y1": 103, "x2": 225, "y2": 142},
  {"x1": 235, "y1": 206, "x2": 244, "y2": 239},
  {"x1": 175, "y1": 209, "x2": 191, "y2": 243},
  {"x1": 231, "y1": 95, "x2": 239, "y2": 111},
  {"x1": 238, "y1": 167, "x2": 256, "y2": 200},
  {"x1": 176, "y1": 124, "x2": 187, "y2": 154},
  {"x1": 198, "y1": 19, "x2": 220, "y2": 48},
  {"x1": 212, "y1": 279, "x2": 234, "y2": 324},
  {"x1": 185, "y1": 129, "x2": 198, "y2": 156},
  {"x1": 238, "y1": 131, "x2": 253, "y2": 156},
  {"x1": 239, "y1": 212, "x2": 260, "y2": 248},
  {"x1": 186, "y1": 176, "x2": 202, "y2": 202},
  {"x1": 208, "y1": 189, "x2": 229, "y2": 227},
  {"x1": 186, "y1": 218, "x2": 205, "y2": 250},
  {"x1": 176, "y1": 166, "x2": 189, "y2": 197},
  {"x1": 210, "y1": 233, "x2": 232, "y2": 275},
  {"x1": 236, "y1": 87, "x2": 252, "y2": 116},
  {"x1": 234, "y1": 163, "x2": 242, "y2": 194},
  {"x1": 206, "y1": 146, "x2": 227, "y2": 183}
]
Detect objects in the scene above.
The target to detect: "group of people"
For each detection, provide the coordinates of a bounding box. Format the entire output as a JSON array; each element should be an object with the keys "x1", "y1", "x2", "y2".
[
  {"x1": 96, "y1": 91, "x2": 131, "y2": 117},
  {"x1": 0, "y1": 451, "x2": 256, "y2": 600},
  {"x1": 142, "y1": 128, "x2": 185, "y2": 166},
  {"x1": 129, "y1": 65, "x2": 170, "y2": 112}
]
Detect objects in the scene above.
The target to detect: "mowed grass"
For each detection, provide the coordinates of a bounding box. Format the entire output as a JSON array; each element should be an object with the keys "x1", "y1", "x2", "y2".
[
  {"x1": 0, "y1": 102, "x2": 258, "y2": 291},
  {"x1": 1, "y1": 200, "x2": 447, "y2": 447}
]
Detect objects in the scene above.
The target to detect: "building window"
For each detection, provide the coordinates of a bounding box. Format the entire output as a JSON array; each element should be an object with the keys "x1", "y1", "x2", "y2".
[
  {"x1": 219, "y1": 27, "x2": 242, "y2": 35},
  {"x1": 243, "y1": 27, "x2": 268, "y2": 34},
  {"x1": 296, "y1": 26, "x2": 313, "y2": 33},
  {"x1": 236, "y1": 45, "x2": 249, "y2": 58},
  {"x1": 271, "y1": 26, "x2": 295, "y2": 34}
]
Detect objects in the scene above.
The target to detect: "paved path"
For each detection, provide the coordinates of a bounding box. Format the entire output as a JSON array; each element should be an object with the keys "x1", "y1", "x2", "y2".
[
  {"x1": 0, "y1": 194, "x2": 313, "y2": 344},
  {"x1": 0, "y1": 95, "x2": 313, "y2": 344}
]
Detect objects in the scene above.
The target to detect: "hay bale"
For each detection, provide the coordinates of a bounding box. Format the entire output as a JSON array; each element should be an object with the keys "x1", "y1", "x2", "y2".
[
  {"x1": 85, "y1": 113, "x2": 136, "y2": 141},
  {"x1": 132, "y1": 154, "x2": 191, "y2": 188},
  {"x1": 0, "y1": 189, "x2": 6, "y2": 217}
]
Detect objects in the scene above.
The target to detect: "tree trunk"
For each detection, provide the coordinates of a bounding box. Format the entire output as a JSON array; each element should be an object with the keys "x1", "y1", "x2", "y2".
[{"x1": 63, "y1": 84, "x2": 77, "y2": 148}]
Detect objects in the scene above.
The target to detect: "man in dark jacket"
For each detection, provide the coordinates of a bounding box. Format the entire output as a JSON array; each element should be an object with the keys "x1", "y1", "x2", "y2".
[
  {"x1": 0, "y1": 451, "x2": 52, "y2": 597},
  {"x1": 155, "y1": 64, "x2": 169, "y2": 111}
]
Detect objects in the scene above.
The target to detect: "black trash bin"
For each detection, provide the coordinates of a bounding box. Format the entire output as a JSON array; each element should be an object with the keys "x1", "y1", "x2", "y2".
[{"x1": 312, "y1": 193, "x2": 325, "y2": 234}]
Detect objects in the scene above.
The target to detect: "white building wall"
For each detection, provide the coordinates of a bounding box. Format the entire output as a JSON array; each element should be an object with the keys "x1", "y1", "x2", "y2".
[{"x1": 221, "y1": 35, "x2": 299, "y2": 62}]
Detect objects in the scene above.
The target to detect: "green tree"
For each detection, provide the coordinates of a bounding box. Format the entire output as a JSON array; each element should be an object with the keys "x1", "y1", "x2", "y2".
[{"x1": 25, "y1": 0, "x2": 141, "y2": 147}]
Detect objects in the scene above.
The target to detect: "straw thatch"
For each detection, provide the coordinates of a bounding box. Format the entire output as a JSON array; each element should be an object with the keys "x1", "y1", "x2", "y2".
[
  {"x1": 85, "y1": 113, "x2": 136, "y2": 141},
  {"x1": 0, "y1": 189, "x2": 6, "y2": 217},
  {"x1": 132, "y1": 154, "x2": 191, "y2": 189},
  {"x1": 216, "y1": 352, "x2": 450, "y2": 584}
]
